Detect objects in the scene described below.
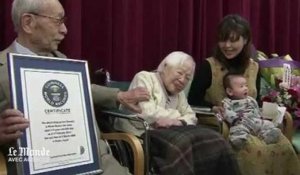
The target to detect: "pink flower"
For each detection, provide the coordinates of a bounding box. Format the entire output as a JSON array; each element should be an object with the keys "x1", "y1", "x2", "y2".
[
  {"x1": 269, "y1": 90, "x2": 279, "y2": 97},
  {"x1": 288, "y1": 88, "x2": 298, "y2": 98},
  {"x1": 262, "y1": 96, "x2": 272, "y2": 102},
  {"x1": 295, "y1": 109, "x2": 300, "y2": 118}
]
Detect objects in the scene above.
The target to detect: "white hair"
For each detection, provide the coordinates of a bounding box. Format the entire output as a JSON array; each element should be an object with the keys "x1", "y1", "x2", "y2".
[
  {"x1": 157, "y1": 51, "x2": 195, "y2": 73},
  {"x1": 12, "y1": 0, "x2": 47, "y2": 31}
]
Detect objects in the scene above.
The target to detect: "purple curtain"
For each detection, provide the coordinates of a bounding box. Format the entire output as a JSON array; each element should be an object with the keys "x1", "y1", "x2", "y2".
[{"x1": 1, "y1": 0, "x2": 300, "y2": 81}]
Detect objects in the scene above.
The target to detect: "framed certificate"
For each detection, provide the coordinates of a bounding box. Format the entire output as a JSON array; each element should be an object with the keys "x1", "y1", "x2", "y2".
[{"x1": 7, "y1": 53, "x2": 102, "y2": 175}]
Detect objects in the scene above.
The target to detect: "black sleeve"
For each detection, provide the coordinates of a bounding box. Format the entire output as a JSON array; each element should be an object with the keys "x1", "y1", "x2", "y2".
[
  {"x1": 188, "y1": 60, "x2": 213, "y2": 107},
  {"x1": 256, "y1": 69, "x2": 262, "y2": 106}
]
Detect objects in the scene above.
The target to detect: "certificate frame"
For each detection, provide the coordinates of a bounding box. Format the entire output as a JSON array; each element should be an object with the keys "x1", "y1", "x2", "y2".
[{"x1": 7, "y1": 53, "x2": 102, "y2": 175}]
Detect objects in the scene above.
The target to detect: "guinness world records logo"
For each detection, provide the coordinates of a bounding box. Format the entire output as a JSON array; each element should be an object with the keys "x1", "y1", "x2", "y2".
[{"x1": 43, "y1": 80, "x2": 68, "y2": 107}]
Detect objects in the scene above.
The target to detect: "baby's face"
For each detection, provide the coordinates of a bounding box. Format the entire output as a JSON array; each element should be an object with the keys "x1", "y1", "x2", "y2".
[{"x1": 228, "y1": 77, "x2": 248, "y2": 99}]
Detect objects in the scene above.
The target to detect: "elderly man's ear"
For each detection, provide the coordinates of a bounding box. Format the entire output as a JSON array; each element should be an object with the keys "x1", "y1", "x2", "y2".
[{"x1": 21, "y1": 13, "x2": 36, "y2": 34}]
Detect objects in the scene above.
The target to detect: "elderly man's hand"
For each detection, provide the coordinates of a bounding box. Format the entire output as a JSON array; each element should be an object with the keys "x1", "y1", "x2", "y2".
[
  {"x1": 117, "y1": 87, "x2": 150, "y2": 113},
  {"x1": 0, "y1": 109, "x2": 29, "y2": 145}
]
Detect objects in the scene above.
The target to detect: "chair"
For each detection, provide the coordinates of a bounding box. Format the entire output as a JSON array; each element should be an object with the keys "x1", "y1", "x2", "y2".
[
  {"x1": 281, "y1": 111, "x2": 294, "y2": 141},
  {"x1": 101, "y1": 132, "x2": 145, "y2": 175},
  {"x1": 93, "y1": 69, "x2": 149, "y2": 174},
  {"x1": 0, "y1": 131, "x2": 144, "y2": 175},
  {"x1": 99, "y1": 108, "x2": 150, "y2": 175},
  {"x1": 0, "y1": 152, "x2": 7, "y2": 174}
]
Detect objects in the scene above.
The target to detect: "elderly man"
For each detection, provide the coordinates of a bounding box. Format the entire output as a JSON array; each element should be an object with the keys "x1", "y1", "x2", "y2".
[{"x1": 0, "y1": 0, "x2": 149, "y2": 174}]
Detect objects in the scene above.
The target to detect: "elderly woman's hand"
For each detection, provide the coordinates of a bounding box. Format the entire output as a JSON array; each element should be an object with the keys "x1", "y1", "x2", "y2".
[{"x1": 154, "y1": 118, "x2": 182, "y2": 128}]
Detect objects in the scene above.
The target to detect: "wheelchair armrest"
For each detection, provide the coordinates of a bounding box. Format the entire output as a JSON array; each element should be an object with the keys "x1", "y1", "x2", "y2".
[
  {"x1": 0, "y1": 151, "x2": 7, "y2": 175},
  {"x1": 191, "y1": 106, "x2": 229, "y2": 139},
  {"x1": 101, "y1": 132, "x2": 144, "y2": 175},
  {"x1": 101, "y1": 109, "x2": 141, "y2": 121},
  {"x1": 101, "y1": 109, "x2": 150, "y2": 132}
]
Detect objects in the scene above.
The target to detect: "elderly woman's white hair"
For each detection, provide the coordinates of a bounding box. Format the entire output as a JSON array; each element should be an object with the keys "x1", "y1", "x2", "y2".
[
  {"x1": 157, "y1": 51, "x2": 195, "y2": 95},
  {"x1": 157, "y1": 51, "x2": 195, "y2": 73}
]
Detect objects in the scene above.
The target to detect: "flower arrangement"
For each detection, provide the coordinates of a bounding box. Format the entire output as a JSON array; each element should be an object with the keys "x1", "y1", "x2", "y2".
[{"x1": 261, "y1": 75, "x2": 300, "y2": 128}]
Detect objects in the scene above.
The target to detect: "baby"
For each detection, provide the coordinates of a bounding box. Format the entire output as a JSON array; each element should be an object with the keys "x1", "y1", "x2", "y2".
[{"x1": 222, "y1": 72, "x2": 281, "y2": 149}]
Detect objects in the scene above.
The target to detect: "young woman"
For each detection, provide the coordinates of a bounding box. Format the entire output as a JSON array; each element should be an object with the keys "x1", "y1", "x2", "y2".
[{"x1": 188, "y1": 14, "x2": 300, "y2": 175}]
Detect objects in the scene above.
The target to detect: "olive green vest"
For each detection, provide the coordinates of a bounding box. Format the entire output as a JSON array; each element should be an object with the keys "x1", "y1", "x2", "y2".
[{"x1": 204, "y1": 57, "x2": 258, "y2": 106}]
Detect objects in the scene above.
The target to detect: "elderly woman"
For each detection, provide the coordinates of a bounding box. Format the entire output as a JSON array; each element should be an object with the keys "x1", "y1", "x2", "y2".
[{"x1": 115, "y1": 51, "x2": 241, "y2": 175}]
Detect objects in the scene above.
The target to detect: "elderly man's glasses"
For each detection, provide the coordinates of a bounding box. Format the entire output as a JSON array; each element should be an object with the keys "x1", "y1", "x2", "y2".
[{"x1": 29, "y1": 12, "x2": 66, "y2": 25}]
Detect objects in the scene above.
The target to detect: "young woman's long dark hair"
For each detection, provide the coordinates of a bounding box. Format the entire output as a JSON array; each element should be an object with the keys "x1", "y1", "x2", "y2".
[{"x1": 213, "y1": 14, "x2": 252, "y2": 74}]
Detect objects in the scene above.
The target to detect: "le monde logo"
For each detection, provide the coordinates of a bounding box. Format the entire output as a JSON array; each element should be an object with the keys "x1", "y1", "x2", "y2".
[{"x1": 7, "y1": 147, "x2": 50, "y2": 162}]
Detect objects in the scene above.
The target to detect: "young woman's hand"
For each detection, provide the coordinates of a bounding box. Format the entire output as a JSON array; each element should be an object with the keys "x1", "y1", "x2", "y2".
[{"x1": 212, "y1": 106, "x2": 224, "y2": 115}]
